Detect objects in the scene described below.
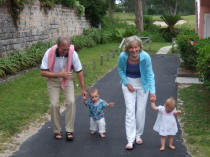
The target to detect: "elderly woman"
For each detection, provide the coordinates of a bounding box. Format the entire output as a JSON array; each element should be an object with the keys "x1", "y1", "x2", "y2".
[{"x1": 117, "y1": 35, "x2": 156, "y2": 150}]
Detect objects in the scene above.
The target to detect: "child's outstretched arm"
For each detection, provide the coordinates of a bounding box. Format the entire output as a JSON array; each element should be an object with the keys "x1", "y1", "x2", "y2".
[
  {"x1": 151, "y1": 102, "x2": 159, "y2": 111},
  {"x1": 107, "y1": 102, "x2": 115, "y2": 107}
]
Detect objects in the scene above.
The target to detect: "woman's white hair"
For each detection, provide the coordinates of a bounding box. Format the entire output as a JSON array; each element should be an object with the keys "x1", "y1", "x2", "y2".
[{"x1": 124, "y1": 35, "x2": 143, "y2": 53}]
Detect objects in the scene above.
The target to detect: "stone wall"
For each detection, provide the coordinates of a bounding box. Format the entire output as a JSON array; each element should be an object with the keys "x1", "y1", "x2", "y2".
[{"x1": 0, "y1": 0, "x2": 90, "y2": 56}]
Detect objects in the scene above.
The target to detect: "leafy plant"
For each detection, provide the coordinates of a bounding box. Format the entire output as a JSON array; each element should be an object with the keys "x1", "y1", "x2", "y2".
[
  {"x1": 161, "y1": 15, "x2": 181, "y2": 32},
  {"x1": 39, "y1": 0, "x2": 56, "y2": 12},
  {"x1": 176, "y1": 32, "x2": 199, "y2": 70},
  {"x1": 8, "y1": 0, "x2": 30, "y2": 27},
  {"x1": 0, "y1": 0, "x2": 6, "y2": 4},
  {"x1": 0, "y1": 0, "x2": 85, "y2": 27},
  {"x1": 79, "y1": 0, "x2": 108, "y2": 27},
  {"x1": 0, "y1": 41, "x2": 54, "y2": 78},
  {"x1": 196, "y1": 38, "x2": 210, "y2": 90},
  {"x1": 160, "y1": 15, "x2": 181, "y2": 41},
  {"x1": 83, "y1": 28, "x2": 102, "y2": 44}
]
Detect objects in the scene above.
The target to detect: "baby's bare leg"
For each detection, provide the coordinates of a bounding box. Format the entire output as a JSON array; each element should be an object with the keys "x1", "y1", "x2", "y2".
[
  {"x1": 168, "y1": 135, "x2": 175, "y2": 150},
  {"x1": 160, "y1": 136, "x2": 166, "y2": 151}
]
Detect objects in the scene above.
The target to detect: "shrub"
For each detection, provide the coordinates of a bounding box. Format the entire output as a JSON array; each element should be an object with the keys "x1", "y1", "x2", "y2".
[
  {"x1": 137, "y1": 30, "x2": 164, "y2": 42},
  {"x1": 160, "y1": 27, "x2": 178, "y2": 42},
  {"x1": 79, "y1": 0, "x2": 107, "y2": 27},
  {"x1": 176, "y1": 32, "x2": 199, "y2": 70},
  {"x1": 196, "y1": 38, "x2": 210, "y2": 90},
  {"x1": 57, "y1": 0, "x2": 85, "y2": 16},
  {"x1": 143, "y1": 15, "x2": 153, "y2": 30},
  {"x1": 0, "y1": 41, "x2": 54, "y2": 78},
  {"x1": 83, "y1": 28, "x2": 102, "y2": 44},
  {"x1": 102, "y1": 17, "x2": 139, "y2": 42},
  {"x1": 71, "y1": 34, "x2": 96, "y2": 51},
  {"x1": 160, "y1": 15, "x2": 181, "y2": 42},
  {"x1": 100, "y1": 30, "x2": 113, "y2": 43}
]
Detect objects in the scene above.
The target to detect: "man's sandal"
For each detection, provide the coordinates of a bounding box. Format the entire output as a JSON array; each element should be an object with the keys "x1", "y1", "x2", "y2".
[
  {"x1": 54, "y1": 133, "x2": 63, "y2": 140},
  {"x1": 66, "y1": 132, "x2": 74, "y2": 141}
]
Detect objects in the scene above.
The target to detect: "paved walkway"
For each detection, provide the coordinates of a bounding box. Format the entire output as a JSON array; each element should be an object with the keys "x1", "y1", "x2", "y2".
[
  {"x1": 10, "y1": 54, "x2": 191, "y2": 157},
  {"x1": 156, "y1": 45, "x2": 173, "y2": 54}
]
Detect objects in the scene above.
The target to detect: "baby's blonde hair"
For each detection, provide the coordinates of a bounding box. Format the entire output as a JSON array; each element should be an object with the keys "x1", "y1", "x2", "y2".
[
  {"x1": 88, "y1": 88, "x2": 99, "y2": 96},
  {"x1": 165, "y1": 97, "x2": 176, "y2": 113},
  {"x1": 124, "y1": 35, "x2": 143, "y2": 53}
]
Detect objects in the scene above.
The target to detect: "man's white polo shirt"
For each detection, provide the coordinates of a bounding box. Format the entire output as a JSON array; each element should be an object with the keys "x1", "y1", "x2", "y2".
[{"x1": 40, "y1": 48, "x2": 82, "y2": 73}]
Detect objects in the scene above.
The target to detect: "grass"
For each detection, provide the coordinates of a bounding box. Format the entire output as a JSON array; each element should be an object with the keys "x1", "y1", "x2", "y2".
[
  {"x1": 178, "y1": 85, "x2": 210, "y2": 157},
  {"x1": 181, "y1": 15, "x2": 195, "y2": 26},
  {"x1": 113, "y1": 12, "x2": 161, "y2": 21},
  {"x1": 74, "y1": 43, "x2": 120, "y2": 95},
  {"x1": 113, "y1": 12, "x2": 195, "y2": 29},
  {"x1": 113, "y1": 12, "x2": 135, "y2": 21},
  {"x1": 145, "y1": 42, "x2": 171, "y2": 53}
]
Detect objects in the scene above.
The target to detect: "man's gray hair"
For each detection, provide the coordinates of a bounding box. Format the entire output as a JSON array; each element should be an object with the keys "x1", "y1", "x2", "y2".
[{"x1": 57, "y1": 37, "x2": 70, "y2": 46}]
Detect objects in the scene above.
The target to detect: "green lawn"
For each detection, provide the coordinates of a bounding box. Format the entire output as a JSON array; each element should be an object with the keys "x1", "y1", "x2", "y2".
[
  {"x1": 146, "y1": 42, "x2": 171, "y2": 53},
  {"x1": 178, "y1": 85, "x2": 210, "y2": 157},
  {"x1": 113, "y1": 12, "x2": 195, "y2": 29},
  {"x1": 113, "y1": 12, "x2": 135, "y2": 21}
]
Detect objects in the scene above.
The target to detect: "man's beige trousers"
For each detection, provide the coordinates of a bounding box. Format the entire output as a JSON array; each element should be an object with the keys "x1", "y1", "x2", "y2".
[{"x1": 47, "y1": 78, "x2": 75, "y2": 133}]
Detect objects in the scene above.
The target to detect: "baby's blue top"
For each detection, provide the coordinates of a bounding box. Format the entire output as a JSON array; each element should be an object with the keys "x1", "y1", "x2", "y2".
[
  {"x1": 87, "y1": 98, "x2": 107, "y2": 120},
  {"x1": 117, "y1": 50, "x2": 155, "y2": 94}
]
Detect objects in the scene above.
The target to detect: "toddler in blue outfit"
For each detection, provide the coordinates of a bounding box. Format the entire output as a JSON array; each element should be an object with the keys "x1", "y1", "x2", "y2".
[{"x1": 84, "y1": 88, "x2": 114, "y2": 138}]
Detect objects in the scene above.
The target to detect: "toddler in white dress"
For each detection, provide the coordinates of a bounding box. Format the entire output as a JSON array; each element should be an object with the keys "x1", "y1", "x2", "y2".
[{"x1": 151, "y1": 97, "x2": 181, "y2": 151}]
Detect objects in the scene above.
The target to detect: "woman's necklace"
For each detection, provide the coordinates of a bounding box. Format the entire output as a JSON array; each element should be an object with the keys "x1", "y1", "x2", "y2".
[{"x1": 128, "y1": 55, "x2": 139, "y2": 64}]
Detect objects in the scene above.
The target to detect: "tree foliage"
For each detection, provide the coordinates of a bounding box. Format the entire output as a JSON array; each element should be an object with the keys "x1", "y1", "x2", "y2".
[
  {"x1": 160, "y1": 15, "x2": 181, "y2": 32},
  {"x1": 0, "y1": 0, "x2": 85, "y2": 27},
  {"x1": 79, "y1": 0, "x2": 108, "y2": 27}
]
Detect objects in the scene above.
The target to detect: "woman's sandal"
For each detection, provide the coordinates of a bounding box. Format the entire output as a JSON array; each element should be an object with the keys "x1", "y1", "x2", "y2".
[
  {"x1": 66, "y1": 132, "x2": 74, "y2": 141},
  {"x1": 135, "y1": 138, "x2": 143, "y2": 145},
  {"x1": 99, "y1": 133, "x2": 106, "y2": 138},
  {"x1": 54, "y1": 133, "x2": 63, "y2": 140},
  {"x1": 125, "y1": 142, "x2": 134, "y2": 150}
]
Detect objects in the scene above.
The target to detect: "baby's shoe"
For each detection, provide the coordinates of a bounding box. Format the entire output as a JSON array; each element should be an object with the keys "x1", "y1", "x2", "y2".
[{"x1": 90, "y1": 130, "x2": 96, "y2": 135}]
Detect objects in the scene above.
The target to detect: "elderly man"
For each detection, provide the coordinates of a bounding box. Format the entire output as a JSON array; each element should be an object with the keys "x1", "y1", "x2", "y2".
[{"x1": 40, "y1": 37, "x2": 87, "y2": 141}]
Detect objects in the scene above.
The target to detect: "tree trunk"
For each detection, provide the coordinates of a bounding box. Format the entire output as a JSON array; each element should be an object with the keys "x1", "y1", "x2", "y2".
[
  {"x1": 162, "y1": 0, "x2": 178, "y2": 16},
  {"x1": 173, "y1": 0, "x2": 178, "y2": 16},
  {"x1": 108, "y1": 0, "x2": 114, "y2": 18},
  {"x1": 135, "y1": 0, "x2": 144, "y2": 32}
]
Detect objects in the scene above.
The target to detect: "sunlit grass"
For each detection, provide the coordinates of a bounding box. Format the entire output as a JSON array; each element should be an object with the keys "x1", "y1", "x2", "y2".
[
  {"x1": 145, "y1": 42, "x2": 171, "y2": 53},
  {"x1": 113, "y1": 12, "x2": 195, "y2": 30},
  {"x1": 178, "y1": 85, "x2": 210, "y2": 157},
  {"x1": 113, "y1": 12, "x2": 135, "y2": 21}
]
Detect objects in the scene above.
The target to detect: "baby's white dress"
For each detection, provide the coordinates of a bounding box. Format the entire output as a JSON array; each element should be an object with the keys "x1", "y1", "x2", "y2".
[{"x1": 153, "y1": 106, "x2": 178, "y2": 136}]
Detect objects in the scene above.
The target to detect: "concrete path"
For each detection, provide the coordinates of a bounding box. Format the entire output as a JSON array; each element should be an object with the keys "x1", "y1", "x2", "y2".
[
  {"x1": 156, "y1": 45, "x2": 172, "y2": 54},
  {"x1": 10, "y1": 54, "x2": 191, "y2": 157}
]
